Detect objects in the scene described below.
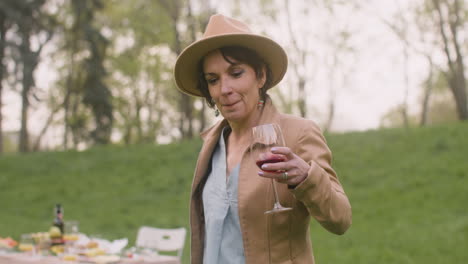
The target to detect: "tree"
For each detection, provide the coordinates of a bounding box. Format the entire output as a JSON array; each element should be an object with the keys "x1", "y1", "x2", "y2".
[
  {"x1": 381, "y1": 1, "x2": 415, "y2": 129},
  {"x1": 102, "y1": 0, "x2": 180, "y2": 144},
  {"x1": 160, "y1": 0, "x2": 198, "y2": 140},
  {"x1": 320, "y1": 3, "x2": 358, "y2": 132},
  {"x1": 188, "y1": 0, "x2": 215, "y2": 134},
  {"x1": 0, "y1": 0, "x2": 54, "y2": 152},
  {"x1": 420, "y1": 55, "x2": 435, "y2": 126},
  {"x1": 71, "y1": 0, "x2": 113, "y2": 145},
  {"x1": 430, "y1": 0, "x2": 467, "y2": 120},
  {"x1": 0, "y1": 10, "x2": 7, "y2": 154},
  {"x1": 283, "y1": 0, "x2": 310, "y2": 118}
]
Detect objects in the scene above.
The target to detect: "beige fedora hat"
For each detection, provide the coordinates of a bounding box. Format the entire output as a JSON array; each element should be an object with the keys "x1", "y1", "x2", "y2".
[{"x1": 174, "y1": 14, "x2": 288, "y2": 97}]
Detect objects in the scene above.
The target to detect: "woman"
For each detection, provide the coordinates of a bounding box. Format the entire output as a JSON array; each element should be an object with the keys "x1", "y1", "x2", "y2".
[{"x1": 174, "y1": 14, "x2": 352, "y2": 264}]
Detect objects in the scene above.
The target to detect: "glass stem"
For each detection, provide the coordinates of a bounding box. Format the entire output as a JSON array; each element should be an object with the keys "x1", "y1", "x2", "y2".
[{"x1": 271, "y1": 179, "x2": 282, "y2": 207}]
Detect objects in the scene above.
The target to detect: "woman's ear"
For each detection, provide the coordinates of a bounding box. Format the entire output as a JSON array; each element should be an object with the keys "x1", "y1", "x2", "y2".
[{"x1": 258, "y1": 67, "x2": 267, "y2": 89}]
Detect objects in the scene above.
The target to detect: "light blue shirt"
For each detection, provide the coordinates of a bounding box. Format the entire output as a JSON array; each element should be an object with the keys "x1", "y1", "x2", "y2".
[{"x1": 202, "y1": 127, "x2": 245, "y2": 264}]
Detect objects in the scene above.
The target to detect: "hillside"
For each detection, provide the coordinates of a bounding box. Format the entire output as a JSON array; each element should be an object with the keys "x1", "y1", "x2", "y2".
[{"x1": 1, "y1": 122, "x2": 467, "y2": 263}]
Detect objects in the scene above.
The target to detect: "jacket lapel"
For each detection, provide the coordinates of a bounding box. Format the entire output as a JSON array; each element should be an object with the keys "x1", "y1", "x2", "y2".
[{"x1": 192, "y1": 119, "x2": 228, "y2": 196}]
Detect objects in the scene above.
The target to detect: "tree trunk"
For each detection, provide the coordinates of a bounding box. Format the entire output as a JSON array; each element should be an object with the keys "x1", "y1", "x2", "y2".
[
  {"x1": 63, "y1": 38, "x2": 77, "y2": 150},
  {"x1": 33, "y1": 105, "x2": 60, "y2": 151},
  {"x1": 71, "y1": 94, "x2": 80, "y2": 148},
  {"x1": 420, "y1": 56, "x2": 434, "y2": 126},
  {"x1": 297, "y1": 79, "x2": 307, "y2": 117},
  {"x1": 402, "y1": 44, "x2": 410, "y2": 128},
  {"x1": 449, "y1": 0, "x2": 467, "y2": 120},
  {"x1": 284, "y1": 0, "x2": 309, "y2": 118},
  {"x1": 134, "y1": 95, "x2": 143, "y2": 142},
  {"x1": 176, "y1": 32, "x2": 194, "y2": 138},
  {"x1": 432, "y1": 0, "x2": 467, "y2": 120},
  {"x1": 448, "y1": 71, "x2": 467, "y2": 119},
  {"x1": 324, "y1": 97, "x2": 335, "y2": 132},
  {"x1": 174, "y1": 21, "x2": 194, "y2": 139},
  {"x1": 19, "y1": 35, "x2": 36, "y2": 153},
  {"x1": 161, "y1": 0, "x2": 194, "y2": 139},
  {"x1": 199, "y1": 8, "x2": 214, "y2": 133},
  {"x1": 199, "y1": 102, "x2": 206, "y2": 133},
  {"x1": 0, "y1": 13, "x2": 5, "y2": 154},
  {"x1": 19, "y1": 77, "x2": 30, "y2": 153},
  {"x1": 187, "y1": 0, "x2": 207, "y2": 134},
  {"x1": 15, "y1": 0, "x2": 50, "y2": 152}
]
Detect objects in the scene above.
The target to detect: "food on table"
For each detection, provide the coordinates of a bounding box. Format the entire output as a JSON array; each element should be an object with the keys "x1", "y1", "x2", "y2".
[
  {"x1": 86, "y1": 241, "x2": 99, "y2": 249},
  {"x1": 50, "y1": 244, "x2": 65, "y2": 254},
  {"x1": 18, "y1": 243, "x2": 34, "y2": 252},
  {"x1": 63, "y1": 233, "x2": 80, "y2": 242},
  {"x1": 49, "y1": 226, "x2": 65, "y2": 246},
  {"x1": 32, "y1": 232, "x2": 50, "y2": 242},
  {"x1": 63, "y1": 254, "x2": 78, "y2": 261},
  {"x1": 85, "y1": 247, "x2": 106, "y2": 257},
  {"x1": 49, "y1": 226, "x2": 62, "y2": 238},
  {"x1": 0, "y1": 237, "x2": 18, "y2": 248}
]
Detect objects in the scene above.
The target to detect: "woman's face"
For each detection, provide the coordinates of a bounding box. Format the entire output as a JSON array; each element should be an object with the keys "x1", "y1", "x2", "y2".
[{"x1": 203, "y1": 49, "x2": 265, "y2": 124}]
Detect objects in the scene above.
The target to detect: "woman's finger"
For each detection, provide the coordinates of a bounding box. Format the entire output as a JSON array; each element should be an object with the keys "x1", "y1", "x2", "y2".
[{"x1": 271, "y1": 147, "x2": 295, "y2": 159}]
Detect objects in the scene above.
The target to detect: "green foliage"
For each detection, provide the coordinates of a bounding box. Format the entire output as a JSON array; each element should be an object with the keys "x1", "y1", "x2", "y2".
[
  {"x1": 380, "y1": 104, "x2": 419, "y2": 128},
  {"x1": 1, "y1": 123, "x2": 467, "y2": 263},
  {"x1": 1, "y1": 132, "x2": 17, "y2": 153},
  {"x1": 103, "y1": 0, "x2": 182, "y2": 144}
]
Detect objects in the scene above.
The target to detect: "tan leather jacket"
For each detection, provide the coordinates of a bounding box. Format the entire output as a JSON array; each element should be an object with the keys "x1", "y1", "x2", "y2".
[{"x1": 190, "y1": 99, "x2": 352, "y2": 264}]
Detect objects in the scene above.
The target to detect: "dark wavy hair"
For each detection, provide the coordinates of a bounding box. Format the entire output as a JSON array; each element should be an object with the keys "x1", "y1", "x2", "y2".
[{"x1": 196, "y1": 46, "x2": 273, "y2": 108}]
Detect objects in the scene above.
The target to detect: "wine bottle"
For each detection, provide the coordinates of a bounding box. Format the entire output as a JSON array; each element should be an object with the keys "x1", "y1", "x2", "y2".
[{"x1": 50, "y1": 204, "x2": 65, "y2": 245}]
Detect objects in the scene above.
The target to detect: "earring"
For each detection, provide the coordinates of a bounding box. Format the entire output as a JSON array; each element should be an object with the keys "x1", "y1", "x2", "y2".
[
  {"x1": 257, "y1": 99, "x2": 265, "y2": 108},
  {"x1": 214, "y1": 108, "x2": 220, "y2": 117}
]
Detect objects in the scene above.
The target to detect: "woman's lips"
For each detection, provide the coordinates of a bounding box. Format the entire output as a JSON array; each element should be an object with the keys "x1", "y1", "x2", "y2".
[{"x1": 222, "y1": 101, "x2": 239, "y2": 107}]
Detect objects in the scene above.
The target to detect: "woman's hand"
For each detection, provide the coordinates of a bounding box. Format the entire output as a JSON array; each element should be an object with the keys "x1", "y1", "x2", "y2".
[{"x1": 258, "y1": 147, "x2": 310, "y2": 186}]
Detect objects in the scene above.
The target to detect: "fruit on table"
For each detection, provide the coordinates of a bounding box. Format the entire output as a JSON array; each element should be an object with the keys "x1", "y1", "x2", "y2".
[
  {"x1": 31, "y1": 232, "x2": 50, "y2": 243},
  {"x1": 86, "y1": 241, "x2": 99, "y2": 249},
  {"x1": 63, "y1": 254, "x2": 78, "y2": 261},
  {"x1": 18, "y1": 243, "x2": 34, "y2": 252},
  {"x1": 0, "y1": 237, "x2": 18, "y2": 248},
  {"x1": 50, "y1": 245, "x2": 65, "y2": 254},
  {"x1": 63, "y1": 234, "x2": 80, "y2": 242},
  {"x1": 49, "y1": 226, "x2": 62, "y2": 238}
]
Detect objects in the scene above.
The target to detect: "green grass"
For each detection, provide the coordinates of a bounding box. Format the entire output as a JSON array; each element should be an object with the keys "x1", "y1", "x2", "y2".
[{"x1": 1, "y1": 122, "x2": 467, "y2": 263}]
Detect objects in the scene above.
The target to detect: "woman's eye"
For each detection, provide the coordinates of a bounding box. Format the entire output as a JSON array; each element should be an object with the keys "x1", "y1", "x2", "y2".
[
  {"x1": 232, "y1": 69, "x2": 244, "y2": 78},
  {"x1": 206, "y1": 78, "x2": 218, "y2": 85}
]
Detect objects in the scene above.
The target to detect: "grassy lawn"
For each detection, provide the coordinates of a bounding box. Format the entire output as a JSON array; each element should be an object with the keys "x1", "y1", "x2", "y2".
[{"x1": 1, "y1": 122, "x2": 467, "y2": 263}]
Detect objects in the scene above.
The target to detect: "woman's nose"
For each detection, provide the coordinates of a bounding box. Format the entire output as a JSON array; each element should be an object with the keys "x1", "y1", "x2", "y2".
[{"x1": 220, "y1": 76, "x2": 233, "y2": 95}]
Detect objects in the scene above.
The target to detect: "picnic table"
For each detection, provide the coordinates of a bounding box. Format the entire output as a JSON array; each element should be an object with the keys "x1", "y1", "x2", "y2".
[
  {"x1": 0, "y1": 252, "x2": 180, "y2": 264},
  {"x1": 0, "y1": 232, "x2": 182, "y2": 264}
]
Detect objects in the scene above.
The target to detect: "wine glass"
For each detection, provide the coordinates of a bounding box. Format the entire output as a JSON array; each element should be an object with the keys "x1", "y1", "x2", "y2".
[
  {"x1": 64, "y1": 221, "x2": 79, "y2": 242},
  {"x1": 250, "y1": 123, "x2": 292, "y2": 214},
  {"x1": 18, "y1": 234, "x2": 36, "y2": 255},
  {"x1": 64, "y1": 221, "x2": 79, "y2": 254}
]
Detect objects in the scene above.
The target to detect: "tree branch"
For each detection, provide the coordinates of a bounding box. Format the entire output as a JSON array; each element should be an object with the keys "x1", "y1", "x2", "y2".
[
  {"x1": 432, "y1": 0, "x2": 456, "y2": 73},
  {"x1": 449, "y1": 0, "x2": 465, "y2": 72}
]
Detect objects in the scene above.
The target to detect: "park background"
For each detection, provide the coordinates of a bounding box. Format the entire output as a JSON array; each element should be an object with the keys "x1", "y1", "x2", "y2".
[{"x1": 0, "y1": 0, "x2": 467, "y2": 263}]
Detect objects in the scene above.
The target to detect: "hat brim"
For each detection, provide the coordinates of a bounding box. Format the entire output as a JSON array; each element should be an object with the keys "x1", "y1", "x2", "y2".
[{"x1": 174, "y1": 33, "x2": 288, "y2": 97}]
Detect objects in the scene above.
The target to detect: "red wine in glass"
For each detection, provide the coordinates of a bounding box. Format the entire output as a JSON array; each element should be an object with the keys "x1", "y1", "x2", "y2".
[
  {"x1": 250, "y1": 123, "x2": 292, "y2": 214},
  {"x1": 256, "y1": 155, "x2": 285, "y2": 173}
]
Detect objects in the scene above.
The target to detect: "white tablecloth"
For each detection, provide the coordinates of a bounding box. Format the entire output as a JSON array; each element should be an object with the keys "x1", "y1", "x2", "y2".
[{"x1": 0, "y1": 253, "x2": 180, "y2": 264}]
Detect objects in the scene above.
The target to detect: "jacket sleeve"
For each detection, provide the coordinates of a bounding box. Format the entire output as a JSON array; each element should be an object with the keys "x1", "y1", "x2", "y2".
[{"x1": 290, "y1": 120, "x2": 352, "y2": 235}]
